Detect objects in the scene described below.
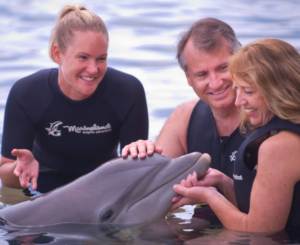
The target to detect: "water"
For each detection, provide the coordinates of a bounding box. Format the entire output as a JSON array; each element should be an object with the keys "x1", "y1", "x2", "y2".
[{"x1": 0, "y1": 0, "x2": 300, "y2": 244}]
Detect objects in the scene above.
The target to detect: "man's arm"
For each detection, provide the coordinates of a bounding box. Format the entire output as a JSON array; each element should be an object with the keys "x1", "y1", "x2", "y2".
[
  {"x1": 121, "y1": 99, "x2": 198, "y2": 158},
  {"x1": 155, "y1": 99, "x2": 198, "y2": 158}
]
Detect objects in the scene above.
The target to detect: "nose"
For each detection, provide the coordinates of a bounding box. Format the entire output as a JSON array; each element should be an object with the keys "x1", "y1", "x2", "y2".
[
  {"x1": 209, "y1": 73, "x2": 222, "y2": 89},
  {"x1": 235, "y1": 89, "x2": 245, "y2": 107},
  {"x1": 87, "y1": 60, "x2": 98, "y2": 74}
]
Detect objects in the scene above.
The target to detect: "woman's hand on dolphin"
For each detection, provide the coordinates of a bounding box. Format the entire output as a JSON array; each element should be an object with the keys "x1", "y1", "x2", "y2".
[
  {"x1": 171, "y1": 172, "x2": 200, "y2": 207},
  {"x1": 170, "y1": 171, "x2": 217, "y2": 210},
  {"x1": 182, "y1": 171, "x2": 199, "y2": 187},
  {"x1": 12, "y1": 149, "x2": 39, "y2": 191},
  {"x1": 121, "y1": 140, "x2": 163, "y2": 158},
  {"x1": 196, "y1": 168, "x2": 224, "y2": 187},
  {"x1": 175, "y1": 168, "x2": 222, "y2": 191},
  {"x1": 170, "y1": 185, "x2": 217, "y2": 212}
]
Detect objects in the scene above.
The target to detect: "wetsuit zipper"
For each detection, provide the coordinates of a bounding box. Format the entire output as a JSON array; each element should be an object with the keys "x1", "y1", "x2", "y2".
[{"x1": 219, "y1": 136, "x2": 229, "y2": 176}]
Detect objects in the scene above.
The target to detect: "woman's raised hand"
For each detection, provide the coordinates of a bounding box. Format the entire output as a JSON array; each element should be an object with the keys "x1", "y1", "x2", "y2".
[{"x1": 12, "y1": 149, "x2": 39, "y2": 191}]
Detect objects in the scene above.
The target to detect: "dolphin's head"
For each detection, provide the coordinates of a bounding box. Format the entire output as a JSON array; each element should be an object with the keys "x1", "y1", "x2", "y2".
[{"x1": 92, "y1": 152, "x2": 211, "y2": 224}]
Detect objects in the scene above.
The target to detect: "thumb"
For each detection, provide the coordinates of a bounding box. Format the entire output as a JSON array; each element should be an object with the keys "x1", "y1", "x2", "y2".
[
  {"x1": 11, "y1": 149, "x2": 28, "y2": 159},
  {"x1": 11, "y1": 149, "x2": 31, "y2": 161},
  {"x1": 11, "y1": 149, "x2": 21, "y2": 157}
]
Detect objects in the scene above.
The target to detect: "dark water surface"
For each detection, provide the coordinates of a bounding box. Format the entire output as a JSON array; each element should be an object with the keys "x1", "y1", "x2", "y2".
[{"x1": 0, "y1": 0, "x2": 300, "y2": 244}]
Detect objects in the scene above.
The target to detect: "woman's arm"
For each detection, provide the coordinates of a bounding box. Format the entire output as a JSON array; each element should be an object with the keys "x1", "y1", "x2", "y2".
[
  {"x1": 0, "y1": 80, "x2": 39, "y2": 190},
  {"x1": 0, "y1": 156, "x2": 19, "y2": 188},
  {"x1": 243, "y1": 130, "x2": 300, "y2": 232},
  {"x1": 173, "y1": 184, "x2": 247, "y2": 230},
  {"x1": 172, "y1": 130, "x2": 300, "y2": 232},
  {"x1": 0, "y1": 149, "x2": 39, "y2": 190},
  {"x1": 171, "y1": 168, "x2": 238, "y2": 210}
]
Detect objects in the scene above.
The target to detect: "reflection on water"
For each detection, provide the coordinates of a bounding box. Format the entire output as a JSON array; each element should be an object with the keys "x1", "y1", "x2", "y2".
[
  {"x1": 1, "y1": 203, "x2": 300, "y2": 245},
  {"x1": 0, "y1": 215, "x2": 215, "y2": 245},
  {"x1": 1, "y1": 0, "x2": 300, "y2": 244}
]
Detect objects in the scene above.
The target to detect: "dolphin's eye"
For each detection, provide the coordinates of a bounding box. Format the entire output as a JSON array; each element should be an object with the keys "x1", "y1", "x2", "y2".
[{"x1": 102, "y1": 210, "x2": 114, "y2": 222}]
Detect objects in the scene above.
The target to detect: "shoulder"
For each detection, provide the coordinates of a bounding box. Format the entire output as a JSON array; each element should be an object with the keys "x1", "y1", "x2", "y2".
[
  {"x1": 10, "y1": 69, "x2": 54, "y2": 97},
  {"x1": 170, "y1": 99, "x2": 199, "y2": 119},
  {"x1": 156, "y1": 100, "x2": 199, "y2": 156},
  {"x1": 102, "y1": 67, "x2": 145, "y2": 103},
  {"x1": 162, "y1": 99, "x2": 199, "y2": 135},
  {"x1": 7, "y1": 69, "x2": 56, "y2": 123},
  {"x1": 258, "y1": 129, "x2": 300, "y2": 183},
  {"x1": 260, "y1": 130, "x2": 300, "y2": 154},
  {"x1": 101, "y1": 68, "x2": 147, "y2": 120},
  {"x1": 104, "y1": 67, "x2": 144, "y2": 91}
]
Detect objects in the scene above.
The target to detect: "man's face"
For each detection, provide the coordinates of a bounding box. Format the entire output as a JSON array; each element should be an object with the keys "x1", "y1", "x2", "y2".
[{"x1": 183, "y1": 39, "x2": 236, "y2": 111}]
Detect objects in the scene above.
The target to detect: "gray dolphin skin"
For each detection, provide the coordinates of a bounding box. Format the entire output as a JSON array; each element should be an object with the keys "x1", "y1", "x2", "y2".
[{"x1": 0, "y1": 152, "x2": 211, "y2": 227}]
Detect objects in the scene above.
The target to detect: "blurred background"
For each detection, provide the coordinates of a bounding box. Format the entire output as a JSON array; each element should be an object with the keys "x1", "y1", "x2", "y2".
[{"x1": 0, "y1": 0, "x2": 300, "y2": 145}]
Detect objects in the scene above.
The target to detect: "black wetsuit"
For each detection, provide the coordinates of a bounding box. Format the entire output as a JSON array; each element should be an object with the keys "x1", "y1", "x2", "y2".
[
  {"x1": 1, "y1": 68, "x2": 148, "y2": 193},
  {"x1": 234, "y1": 116, "x2": 300, "y2": 228},
  {"x1": 187, "y1": 100, "x2": 245, "y2": 177}
]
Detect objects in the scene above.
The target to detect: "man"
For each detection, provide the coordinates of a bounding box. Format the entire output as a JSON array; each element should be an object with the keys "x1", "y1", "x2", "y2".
[{"x1": 122, "y1": 18, "x2": 244, "y2": 178}]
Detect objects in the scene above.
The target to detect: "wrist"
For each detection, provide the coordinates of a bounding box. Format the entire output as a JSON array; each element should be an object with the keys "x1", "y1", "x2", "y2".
[{"x1": 217, "y1": 173, "x2": 232, "y2": 194}]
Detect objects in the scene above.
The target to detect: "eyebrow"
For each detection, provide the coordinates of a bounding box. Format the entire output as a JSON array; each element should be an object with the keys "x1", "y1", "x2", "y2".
[
  {"x1": 193, "y1": 70, "x2": 207, "y2": 77},
  {"x1": 77, "y1": 52, "x2": 108, "y2": 57},
  {"x1": 192, "y1": 61, "x2": 229, "y2": 77},
  {"x1": 238, "y1": 84, "x2": 253, "y2": 90},
  {"x1": 216, "y1": 62, "x2": 228, "y2": 69}
]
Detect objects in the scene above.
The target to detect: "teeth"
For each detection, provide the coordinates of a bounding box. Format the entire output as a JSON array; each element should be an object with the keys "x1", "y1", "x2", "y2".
[
  {"x1": 245, "y1": 108, "x2": 256, "y2": 113},
  {"x1": 81, "y1": 76, "x2": 95, "y2": 81},
  {"x1": 212, "y1": 88, "x2": 226, "y2": 95}
]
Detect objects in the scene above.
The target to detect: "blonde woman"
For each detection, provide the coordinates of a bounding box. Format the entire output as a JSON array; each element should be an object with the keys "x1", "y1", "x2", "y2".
[{"x1": 0, "y1": 5, "x2": 148, "y2": 193}]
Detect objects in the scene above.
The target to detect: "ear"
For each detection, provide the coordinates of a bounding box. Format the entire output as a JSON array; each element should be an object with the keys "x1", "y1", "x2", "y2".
[
  {"x1": 185, "y1": 72, "x2": 192, "y2": 87},
  {"x1": 52, "y1": 44, "x2": 62, "y2": 65}
]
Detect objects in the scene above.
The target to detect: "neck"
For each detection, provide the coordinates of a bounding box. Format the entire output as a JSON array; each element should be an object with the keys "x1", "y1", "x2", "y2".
[
  {"x1": 58, "y1": 66, "x2": 88, "y2": 101},
  {"x1": 212, "y1": 105, "x2": 240, "y2": 137}
]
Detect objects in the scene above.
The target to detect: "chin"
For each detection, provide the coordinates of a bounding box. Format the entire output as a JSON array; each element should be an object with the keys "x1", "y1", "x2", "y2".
[{"x1": 250, "y1": 120, "x2": 261, "y2": 127}]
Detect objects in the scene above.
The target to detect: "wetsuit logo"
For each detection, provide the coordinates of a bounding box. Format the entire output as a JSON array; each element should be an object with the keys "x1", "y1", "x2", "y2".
[
  {"x1": 46, "y1": 121, "x2": 112, "y2": 136},
  {"x1": 233, "y1": 174, "x2": 243, "y2": 180},
  {"x1": 63, "y1": 123, "x2": 112, "y2": 134},
  {"x1": 229, "y1": 150, "x2": 238, "y2": 162},
  {"x1": 45, "y1": 121, "x2": 63, "y2": 137}
]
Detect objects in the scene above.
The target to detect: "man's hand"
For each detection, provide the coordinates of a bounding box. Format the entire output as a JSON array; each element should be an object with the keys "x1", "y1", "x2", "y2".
[{"x1": 121, "y1": 140, "x2": 163, "y2": 158}]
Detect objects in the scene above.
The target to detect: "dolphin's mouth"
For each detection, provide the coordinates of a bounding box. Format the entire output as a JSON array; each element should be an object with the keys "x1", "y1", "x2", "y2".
[{"x1": 127, "y1": 153, "x2": 204, "y2": 211}]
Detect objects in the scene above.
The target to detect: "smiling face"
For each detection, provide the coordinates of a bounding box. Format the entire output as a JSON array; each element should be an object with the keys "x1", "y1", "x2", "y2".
[
  {"x1": 53, "y1": 30, "x2": 108, "y2": 101},
  {"x1": 235, "y1": 80, "x2": 275, "y2": 127},
  {"x1": 183, "y1": 38, "x2": 236, "y2": 112}
]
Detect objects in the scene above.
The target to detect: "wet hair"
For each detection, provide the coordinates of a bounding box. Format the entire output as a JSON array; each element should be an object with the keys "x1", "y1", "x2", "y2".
[
  {"x1": 229, "y1": 38, "x2": 300, "y2": 133},
  {"x1": 176, "y1": 18, "x2": 241, "y2": 73},
  {"x1": 49, "y1": 5, "x2": 108, "y2": 61}
]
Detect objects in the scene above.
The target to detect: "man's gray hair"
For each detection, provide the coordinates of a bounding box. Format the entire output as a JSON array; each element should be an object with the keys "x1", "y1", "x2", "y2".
[{"x1": 176, "y1": 18, "x2": 241, "y2": 73}]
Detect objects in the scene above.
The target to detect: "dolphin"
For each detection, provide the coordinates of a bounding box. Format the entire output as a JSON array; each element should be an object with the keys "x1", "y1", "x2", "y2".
[{"x1": 0, "y1": 152, "x2": 211, "y2": 227}]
